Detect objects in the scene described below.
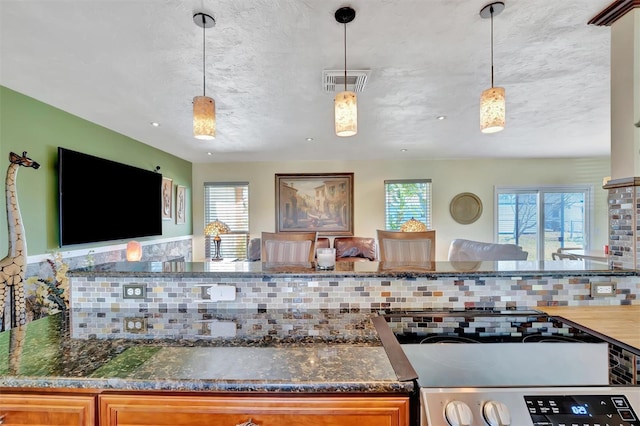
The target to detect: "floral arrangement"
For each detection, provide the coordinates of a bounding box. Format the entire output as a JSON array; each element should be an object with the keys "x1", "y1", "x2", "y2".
[{"x1": 27, "y1": 252, "x2": 70, "y2": 317}]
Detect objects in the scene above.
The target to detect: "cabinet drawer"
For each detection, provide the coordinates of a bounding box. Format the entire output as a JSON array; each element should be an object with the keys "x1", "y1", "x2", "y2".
[
  {"x1": 99, "y1": 394, "x2": 409, "y2": 426},
  {"x1": 0, "y1": 394, "x2": 96, "y2": 426}
]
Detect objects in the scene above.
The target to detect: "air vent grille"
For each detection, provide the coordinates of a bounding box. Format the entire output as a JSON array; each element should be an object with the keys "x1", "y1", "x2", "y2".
[{"x1": 322, "y1": 69, "x2": 370, "y2": 93}]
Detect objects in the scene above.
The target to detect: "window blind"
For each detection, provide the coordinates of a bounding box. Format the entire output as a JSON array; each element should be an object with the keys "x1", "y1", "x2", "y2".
[
  {"x1": 204, "y1": 182, "x2": 249, "y2": 259},
  {"x1": 384, "y1": 179, "x2": 432, "y2": 230}
]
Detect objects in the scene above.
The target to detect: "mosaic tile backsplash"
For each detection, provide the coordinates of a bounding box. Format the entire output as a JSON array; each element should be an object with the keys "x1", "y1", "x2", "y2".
[
  {"x1": 607, "y1": 185, "x2": 638, "y2": 269},
  {"x1": 70, "y1": 274, "x2": 639, "y2": 313}
]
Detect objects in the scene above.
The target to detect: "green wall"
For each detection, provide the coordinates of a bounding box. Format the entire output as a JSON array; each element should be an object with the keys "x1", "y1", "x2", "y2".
[{"x1": 0, "y1": 86, "x2": 192, "y2": 256}]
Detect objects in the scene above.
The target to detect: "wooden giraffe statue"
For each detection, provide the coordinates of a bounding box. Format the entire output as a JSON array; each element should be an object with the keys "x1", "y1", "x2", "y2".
[{"x1": 0, "y1": 151, "x2": 40, "y2": 329}]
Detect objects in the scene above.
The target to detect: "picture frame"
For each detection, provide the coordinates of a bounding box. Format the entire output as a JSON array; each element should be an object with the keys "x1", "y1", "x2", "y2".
[
  {"x1": 161, "y1": 177, "x2": 173, "y2": 220},
  {"x1": 176, "y1": 185, "x2": 186, "y2": 224},
  {"x1": 275, "y1": 172, "x2": 354, "y2": 236}
]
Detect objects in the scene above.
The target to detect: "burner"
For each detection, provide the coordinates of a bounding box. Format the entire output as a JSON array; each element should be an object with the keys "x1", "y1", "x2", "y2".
[{"x1": 521, "y1": 334, "x2": 593, "y2": 343}]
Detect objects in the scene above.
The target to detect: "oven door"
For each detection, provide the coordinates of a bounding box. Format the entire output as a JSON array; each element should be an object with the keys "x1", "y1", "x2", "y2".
[{"x1": 420, "y1": 386, "x2": 640, "y2": 426}]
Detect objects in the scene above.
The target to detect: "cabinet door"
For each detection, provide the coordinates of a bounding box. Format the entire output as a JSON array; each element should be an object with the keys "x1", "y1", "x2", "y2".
[
  {"x1": 0, "y1": 394, "x2": 96, "y2": 426},
  {"x1": 99, "y1": 394, "x2": 409, "y2": 426}
]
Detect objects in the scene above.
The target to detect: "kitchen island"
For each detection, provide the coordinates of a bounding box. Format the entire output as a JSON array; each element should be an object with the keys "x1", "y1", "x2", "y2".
[
  {"x1": 3, "y1": 259, "x2": 636, "y2": 425},
  {"x1": 68, "y1": 259, "x2": 636, "y2": 314}
]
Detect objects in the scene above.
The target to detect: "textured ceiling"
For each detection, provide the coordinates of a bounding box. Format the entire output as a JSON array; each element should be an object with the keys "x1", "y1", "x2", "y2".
[{"x1": 0, "y1": 0, "x2": 613, "y2": 163}]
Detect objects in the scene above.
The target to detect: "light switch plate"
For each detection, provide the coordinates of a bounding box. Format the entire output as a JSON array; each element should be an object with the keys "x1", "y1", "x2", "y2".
[
  {"x1": 195, "y1": 284, "x2": 236, "y2": 302},
  {"x1": 197, "y1": 320, "x2": 237, "y2": 337}
]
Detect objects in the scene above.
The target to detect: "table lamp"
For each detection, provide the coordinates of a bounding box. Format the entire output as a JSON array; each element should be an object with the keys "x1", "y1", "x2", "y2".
[
  {"x1": 400, "y1": 217, "x2": 427, "y2": 232},
  {"x1": 205, "y1": 219, "x2": 230, "y2": 261}
]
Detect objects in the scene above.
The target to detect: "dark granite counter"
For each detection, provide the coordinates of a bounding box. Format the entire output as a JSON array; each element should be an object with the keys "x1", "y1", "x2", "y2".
[
  {"x1": 0, "y1": 310, "x2": 414, "y2": 394},
  {"x1": 67, "y1": 258, "x2": 630, "y2": 279}
]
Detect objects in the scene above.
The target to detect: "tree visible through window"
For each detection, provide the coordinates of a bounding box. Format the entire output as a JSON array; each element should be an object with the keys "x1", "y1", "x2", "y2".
[
  {"x1": 204, "y1": 182, "x2": 249, "y2": 259},
  {"x1": 384, "y1": 180, "x2": 432, "y2": 230},
  {"x1": 496, "y1": 186, "x2": 590, "y2": 260}
]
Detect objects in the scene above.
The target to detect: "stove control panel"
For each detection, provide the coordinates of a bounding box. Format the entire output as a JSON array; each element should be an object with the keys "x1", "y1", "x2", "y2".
[
  {"x1": 525, "y1": 394, "x2": 638, "y2": 425},
  {"x1": 421, "y1": 386, "x2": 640, "y2": 426}
]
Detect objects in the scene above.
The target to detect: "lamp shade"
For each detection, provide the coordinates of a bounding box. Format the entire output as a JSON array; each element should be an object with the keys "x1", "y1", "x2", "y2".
[
  {"x1": 204, "y1": 219, "x2": 230, "y2": 237},
  {"x1": 480, "y1": 87, "x2": 505, "y2": 134},
  {"x1": 334, "y1": 90, "x2": 357, "y2": 137},
  {"x1": 400, "y1": 218, "x2": 428, "y2": 232},
  {"x1": 193, "y1": 95, "x2": 216, "y2": 140},
  {"x1": 126, "y1": 240, "x2": 142, "y2": 262}
]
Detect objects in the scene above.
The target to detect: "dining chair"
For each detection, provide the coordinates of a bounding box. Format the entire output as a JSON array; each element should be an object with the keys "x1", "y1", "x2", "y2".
[
  {"x1": 260, "y1": 232, "x2": 318, "y2": 263},
  {"x1": 377, "y1": 229, "x2": 436, "y2": 263}
]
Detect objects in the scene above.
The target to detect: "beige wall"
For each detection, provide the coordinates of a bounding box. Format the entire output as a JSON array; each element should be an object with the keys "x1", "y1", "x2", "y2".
[{"x1": 192, "y1": 157, "x2": 610, "y2": 261}]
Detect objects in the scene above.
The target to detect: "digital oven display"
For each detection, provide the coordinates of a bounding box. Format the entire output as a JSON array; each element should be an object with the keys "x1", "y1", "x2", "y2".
[
  {"x1": 525, "y1": 395, "x2": 638, "y2": 425},
  {"x1": 569, "y1": 403, "x2": 589, "y2": 415}
]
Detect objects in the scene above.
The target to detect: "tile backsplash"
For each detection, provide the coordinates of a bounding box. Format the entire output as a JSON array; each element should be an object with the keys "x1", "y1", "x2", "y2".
[{"x1": 70, "y1": 273, "x2": 638, "y2": 312}]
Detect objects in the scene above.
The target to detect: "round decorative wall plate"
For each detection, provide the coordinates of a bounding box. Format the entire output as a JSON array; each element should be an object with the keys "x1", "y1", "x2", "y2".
[{"x1": 450, "y1": 192, "x2": 483, "y2": 224}]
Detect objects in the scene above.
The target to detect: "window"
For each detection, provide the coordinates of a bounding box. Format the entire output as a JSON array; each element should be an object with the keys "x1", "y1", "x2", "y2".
[
  {"x1": 496, "y1": 185, "x2": 591, "y2": 260},
  {"x1": 204, "y1": 182, "x2": 249, "y2": 259},
  {"x1": 384, "y1": 180, "x2": 432, "y2": 230}
]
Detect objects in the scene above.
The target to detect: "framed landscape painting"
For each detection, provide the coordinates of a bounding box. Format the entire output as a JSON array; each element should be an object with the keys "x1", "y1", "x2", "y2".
[{"x1": 275, "y1": 173, "x2": 353, "y2": 236}]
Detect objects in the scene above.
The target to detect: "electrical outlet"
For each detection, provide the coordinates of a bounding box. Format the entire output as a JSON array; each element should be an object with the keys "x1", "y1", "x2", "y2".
[
  {"x1": 123, "y1": 283, "x2": 146, "y2": 299},
  {"x1": 123, "y1": 317, "x2": 147, "y2": 333},
  {"x1": 590, "y1": 282, "x2": 616, "y2": 297}
]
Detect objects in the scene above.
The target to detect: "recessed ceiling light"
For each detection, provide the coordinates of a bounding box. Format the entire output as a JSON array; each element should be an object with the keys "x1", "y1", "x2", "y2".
[
  {"x1": 436, "y1": 116, "x2": 446, "y2": 120},
  {"x1": 150, "y1": 122, "x2": 160, "y2": 127},
  {"x1": 401, "y1": 149, "x2": 408, "y2": 152},
  {"x1": 306, "y1": 137, "x2": 314, "y2": 142},
  {"x1": 207, "y1": 152, "x2": 212, "y2": 156}
]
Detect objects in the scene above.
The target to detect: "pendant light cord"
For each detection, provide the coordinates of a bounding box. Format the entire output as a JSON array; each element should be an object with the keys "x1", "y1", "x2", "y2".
[
  {"x1": 343, "y1": 22, "x2": 348, "y2": 92},
  {"x1": 202, "y1": 14, "x2": 207, "y2": 97},
  {"x1": 490, "y1": 6, "x2": 494, "y2": 88}
]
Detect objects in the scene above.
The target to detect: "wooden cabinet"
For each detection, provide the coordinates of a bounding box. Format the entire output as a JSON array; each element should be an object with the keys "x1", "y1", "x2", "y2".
[
  {"x1": 99, "y1": 394, "x2": 410, "y2": 426},
  {"x1": 0, "y1": 393, "x2": 96, "y2": 426}
]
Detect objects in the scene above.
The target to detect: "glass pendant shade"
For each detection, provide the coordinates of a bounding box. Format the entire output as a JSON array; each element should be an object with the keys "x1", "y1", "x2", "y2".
[
  {"x1": 480, "y1": 86, "x2": 505, "y2": 134},
  {"x1": 193, "y1": 95, "x2": 216, "y2": 140},
  {"x1": 334, "y1": 90, "x2": 357, "y2": 137}
]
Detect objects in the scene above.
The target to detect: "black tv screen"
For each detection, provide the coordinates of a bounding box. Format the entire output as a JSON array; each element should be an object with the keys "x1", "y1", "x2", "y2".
[{"x1": 58, "y1": 147, "x2": 163, "y2": 246}]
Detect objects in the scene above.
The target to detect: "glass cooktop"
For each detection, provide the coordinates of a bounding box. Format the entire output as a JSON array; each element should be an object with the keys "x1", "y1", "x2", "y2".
[{"x1": 381, "y1": 308, "x2": 605, "y2": 344}]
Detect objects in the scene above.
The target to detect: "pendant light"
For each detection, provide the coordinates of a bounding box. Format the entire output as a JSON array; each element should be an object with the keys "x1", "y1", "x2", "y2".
[
  {"x1": 334, "y1": 7, "x2": 357, "y2": 137},
  {"x1": 193, "y1": 12, "x2": 216, "y2": 140},
  {"x1": 479, "y1": 2, "x2": 505, "y2": 134}
]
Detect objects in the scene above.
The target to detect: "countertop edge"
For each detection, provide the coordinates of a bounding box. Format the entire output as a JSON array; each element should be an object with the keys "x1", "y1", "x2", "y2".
[{"x1": 0, "y1": 378, "x2": 415, "y2": 394}]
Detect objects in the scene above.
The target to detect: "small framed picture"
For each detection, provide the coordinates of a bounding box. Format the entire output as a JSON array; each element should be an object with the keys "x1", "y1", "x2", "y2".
[
  {"x1": 161, "y1": 177, "x2": 173, "y2": 220},
  {"x1": 176, "y1": 185, "x2": 186, "y2": 224}
]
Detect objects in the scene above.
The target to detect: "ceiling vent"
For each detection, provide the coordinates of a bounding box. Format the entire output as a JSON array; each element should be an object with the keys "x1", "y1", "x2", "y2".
[{"x1": 322, "y1": 69, "x2": 370, "y2": 93}]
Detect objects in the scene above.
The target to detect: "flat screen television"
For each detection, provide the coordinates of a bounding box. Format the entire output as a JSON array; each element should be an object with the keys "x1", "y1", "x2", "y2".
[{"x1": 58, "y1": 147, "x2": 163, "y2": 246}]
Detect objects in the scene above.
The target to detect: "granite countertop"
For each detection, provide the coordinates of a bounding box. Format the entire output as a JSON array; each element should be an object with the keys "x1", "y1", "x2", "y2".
[
  {"x1": 67, "y1": 258, "x2": 630, "y2": 279},
  {"x1": 0, "y1": 310, "x2": 414, "y2": 394}
]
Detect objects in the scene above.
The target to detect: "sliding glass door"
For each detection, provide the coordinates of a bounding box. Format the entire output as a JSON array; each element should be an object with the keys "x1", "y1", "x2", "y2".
[{"x1": 496, "y1": 186, "x2": 590, "y2": 260}]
